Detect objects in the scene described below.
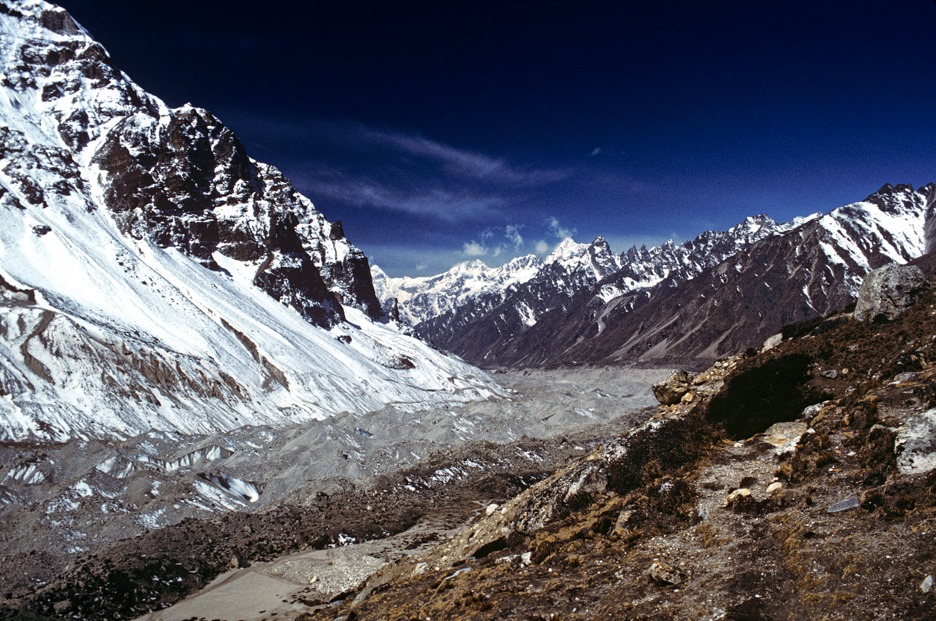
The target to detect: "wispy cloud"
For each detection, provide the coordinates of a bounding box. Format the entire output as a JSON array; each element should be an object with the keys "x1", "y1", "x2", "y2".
[
  {"x1": 291, "y1": 169, "x2": 503, "y2": 222},
  {"x1": 240, "y1": 117, "x2": 569, "y2": 223},
  {"x1": 463, "y1": 241, "x2": 490, "y2": 257},
  {"x1": 547, "y1": 216, "x2": 576, "y2": 240},
  {"x1": 461, "y1": 224, "x2": 527, "y2": 258},
  {"x1": 504, "y1": 224, "x2": 524, "y2": 250},
  {"x1": 359, "y1": 127, "x2": 568, "y2": 186},
  {"x1": 232, "y1": 115, "x2": 566, "y2": 187},
  {"x1": 532, "y1": 217, "x2": 575, "y2": 256},
  {"x1": 218, "y1": 111, "x2": 649, "y2": 273}
]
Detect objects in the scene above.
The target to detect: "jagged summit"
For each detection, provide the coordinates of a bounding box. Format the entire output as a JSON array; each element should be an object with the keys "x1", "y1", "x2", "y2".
[
  {"x1": 376, "y1": 235, "x2": 622, "y2": 331},
  {"x1": 0, "y1": 0, "x2": 501, "y2": 440}
]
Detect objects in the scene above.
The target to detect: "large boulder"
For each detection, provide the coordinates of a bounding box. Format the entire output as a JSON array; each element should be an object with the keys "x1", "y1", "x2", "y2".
[
  {"x1": 896, "y1": 409, "x2": 936, "y2": 475},
  {"x1": 853, "y1": 263, "x2": 928, "y2": 323},
  {"x1": 652, "y1": 370, "x2": 695, "y2": 405}
]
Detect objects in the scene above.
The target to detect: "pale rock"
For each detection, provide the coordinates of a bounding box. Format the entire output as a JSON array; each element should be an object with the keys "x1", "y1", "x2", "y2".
[
  {"x1": 760, "y1": 421, "x2": 808, "y2": 454},
  {"x1": 854, "y1": 263, "x2": 928, "y2": 323},
  {"x1": 652, "y1": 370, "x2": 695, "y2": 406},
  {"x1": 724, "y1": 488, "x2": 752, "y2": 507},
  {"x1": 761, "y1": 333, "x2": 783, "y2": 352},
  {"x1": 896, "y1": 409, "x2": 936, "y2": 475}
]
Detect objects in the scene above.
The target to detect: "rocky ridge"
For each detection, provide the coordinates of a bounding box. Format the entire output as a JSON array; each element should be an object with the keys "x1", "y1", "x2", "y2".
[
  {"x1": 536, "y1": 183, "x2": 935, "y2": 367},
  {"x1": 373, "y1": 235, "x2": 622, "y2": 330},
  {"x1": 399, "y1": 212, "x2": 807, "y2": 367},
  {"x1": 371, "y1": 253, "x2": 542, "y2": 327},
  {"x1": 410, "y1": 236, "x2": 625, "y2": 361},
  {"x1": 394, "y1": 183, "x2": 935, "y2": 369}
]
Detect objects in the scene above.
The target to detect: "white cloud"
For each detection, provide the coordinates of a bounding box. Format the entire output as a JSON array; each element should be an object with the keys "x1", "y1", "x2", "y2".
[
  {"x1": 504, "y1": 224, "x2": 524, "y2": 250},
  {"x1": 463, "y1": 241, "x2": 489, "y2": 256},
  {"x1": 590, "y1": 147, "x2": 603, "y2": 156},
  {"x1": 462, "y1": 224, "x2": 526, "y2": 260},
  {"x1": 547, "y1": 216, "x2": 575, "y2": 240},
  {"x1": 534, "y1": 240, "x2": 550, "y2": 254},
  {"x1": 360, "y1": 127, "x2": 568, "y2": 186}
]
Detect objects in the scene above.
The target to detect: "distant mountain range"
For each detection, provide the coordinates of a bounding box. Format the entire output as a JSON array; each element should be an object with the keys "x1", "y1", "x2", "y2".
[
  {"x1": 0, "y1": 0, "x2": 499, "y2": 441},
  {"x1": 377, "y1": 184, "x2": 934, "y2": 368}
]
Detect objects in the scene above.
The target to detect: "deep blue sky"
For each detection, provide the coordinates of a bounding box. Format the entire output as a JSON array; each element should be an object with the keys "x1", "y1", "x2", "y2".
[{"x1": 60, "y1": 0, "x2": 936, "y2": 276}]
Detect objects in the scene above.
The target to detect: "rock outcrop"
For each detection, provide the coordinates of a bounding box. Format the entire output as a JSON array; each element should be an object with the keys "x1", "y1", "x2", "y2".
[{"x1": 651, "y1": 369, "x2": 695, "y2": 405}]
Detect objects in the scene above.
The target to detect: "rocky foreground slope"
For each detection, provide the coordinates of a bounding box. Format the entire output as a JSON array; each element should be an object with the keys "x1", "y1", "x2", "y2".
[{"x1": 300, "y1": 260, "x2": 936, "y2": 620}]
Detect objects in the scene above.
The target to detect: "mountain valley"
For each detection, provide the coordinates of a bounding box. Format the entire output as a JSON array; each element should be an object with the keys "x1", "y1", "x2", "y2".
[{"x1": 1, "y1": 2, "x2": 935, "y2": 620}]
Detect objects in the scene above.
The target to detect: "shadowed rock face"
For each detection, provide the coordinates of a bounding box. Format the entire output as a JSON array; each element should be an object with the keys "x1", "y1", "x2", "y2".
[
  {"x1": 706, "y1": 353, "x2": 819, "y2": 439},
  {"x1": 93, "y1": 105, "x2": 380, "y2": 327},
  {"x1": 2, "y1": 0, "x2": 381, "y2": 329}
]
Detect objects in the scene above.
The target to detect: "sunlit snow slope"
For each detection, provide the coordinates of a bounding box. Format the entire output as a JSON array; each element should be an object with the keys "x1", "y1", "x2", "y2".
[{"x1": 0, "y1": 0, "x2": 500, "y2": 441}]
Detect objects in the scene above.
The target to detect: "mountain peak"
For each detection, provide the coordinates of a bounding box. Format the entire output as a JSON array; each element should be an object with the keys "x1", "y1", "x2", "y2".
[
  {"x1": 545, "y1": 237, "x2": 587, "y2": 263},
  {"x1": 0, "y1": 0, "x2": 500, "y2": 440}
]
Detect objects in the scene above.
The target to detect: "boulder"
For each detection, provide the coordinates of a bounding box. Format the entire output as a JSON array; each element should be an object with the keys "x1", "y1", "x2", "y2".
[
  {"x1": 896, "y1": 409, "x2": 936, "y2": 475},
  {"x1": 648, "y1": 559, "x2": 689, "y2": 586},
  {"x1": 652, "y1": 370, "x2": 695, "y2": 405},
  {"x1": 853, "y1": 263, "x2": 928, "y2": 323}
]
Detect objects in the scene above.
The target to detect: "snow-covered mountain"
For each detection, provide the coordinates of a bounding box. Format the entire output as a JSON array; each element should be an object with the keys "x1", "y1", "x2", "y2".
[
  {"x1": 0, "y1": 0, "x2": 500, "y2": 441},
  {"x1": 375, "y1": 235, "x2": 622, "y2": 331},
  {"x1": 371, "y1": 253, "x2": 541, "y2": 326},
  {"x1": 381, "y1": 185, "x2": 934, "y2": 368},
  {"x1": 397, "y1": 216, "x2": 799, "y2": 365},
  {"x1": 596, "y1": 213, "x2": 814, "y2": 302},
  {"x1": 378, "y1": 217, "x2": 800, "y2": 339},
  {"x1": 530, "y1": 183, "x2": 936, "y2": 367}
]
